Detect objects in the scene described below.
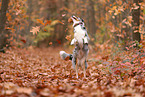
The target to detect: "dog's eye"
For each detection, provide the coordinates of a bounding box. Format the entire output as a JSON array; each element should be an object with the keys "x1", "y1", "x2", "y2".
[
  {"x1": 72, "y1": 16, "x2": 79, "y2": 20},
  {"x1": 73, "y1": 17, "x2": 78, "y2": 20}
]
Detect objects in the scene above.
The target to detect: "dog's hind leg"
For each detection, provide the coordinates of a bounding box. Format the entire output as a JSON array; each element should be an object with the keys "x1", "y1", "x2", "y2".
[
  {"x1": 85, "y1": 60, "x2": 88, "y2": 69},
  {"x1": 83, "y1": 44, "x2": 89, "y2": 78},
  {"x1": 72, "y1": 46, "x2": 78, "y2": 69},
  {"x1": 72, "y1": 56, "x2": 79, "y2": 78},
  {"x1": 72, "y1": 57, "x2": 76, "y2": 69},
  {"x1": 82, "y1": 60, "x2": 86, "y2": 78},
  {"x1": 72, "y1": 49, "x2": 78, "y2": 78},
  {"x1": 80, "y1": 58, "x2": 86, "y2": 78},
  {"x1": 75, "y1": 61, "x2": 79, "y2": 78},
  {"x1": 83, "y1": 59, "x2": 88, "y2": 78},
  {"x1": 83, "y1": 66, "x2": 86, "y2": 78}
]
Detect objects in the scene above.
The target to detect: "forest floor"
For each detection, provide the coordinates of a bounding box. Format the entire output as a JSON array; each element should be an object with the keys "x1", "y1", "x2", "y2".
[{"x1": 0, "y1": 47, "x2": 145, "y2": 97}]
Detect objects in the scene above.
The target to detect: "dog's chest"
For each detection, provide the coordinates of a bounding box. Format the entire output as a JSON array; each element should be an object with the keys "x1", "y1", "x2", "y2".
[{"x1": 74, "y1": 25, "x2": 86, "y2": 36}]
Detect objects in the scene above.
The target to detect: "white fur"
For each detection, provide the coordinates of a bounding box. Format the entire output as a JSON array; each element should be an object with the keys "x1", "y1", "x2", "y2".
[
  {"x1": 70, "y1": 16, "x2": 89, "y2": 78},
  {"x1": 74, "y1": 25, "x2": 86, "y2": 48},
  {"x1": 71, "y1": 16, "x2": 87, "y2": 48},
  {"x1": 59, "y1": 51, "x2": 66, "y2": 59}
]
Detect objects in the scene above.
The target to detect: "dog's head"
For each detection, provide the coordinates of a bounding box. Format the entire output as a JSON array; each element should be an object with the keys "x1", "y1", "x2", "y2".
[{"x1": 68, "y1": 15, "x2": 84, "y2": 27}]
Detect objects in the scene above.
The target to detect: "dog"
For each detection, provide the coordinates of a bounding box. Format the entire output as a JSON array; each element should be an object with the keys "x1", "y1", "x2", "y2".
[{"x1": 60, "y1": 15, "x2": 89, "y2": 78}]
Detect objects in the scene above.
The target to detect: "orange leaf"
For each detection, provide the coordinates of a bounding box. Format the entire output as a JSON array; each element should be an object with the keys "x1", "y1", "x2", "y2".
[
  {"x1": 65, "y1": 35, "x2": 71, "y2": 41},
  {"x1": 20, "y1": 39, "x2": 26, "y2": 43},
  {"x1": 5, "y1": 34, "x2": 9, "y2": 37},
  {"x1": 36, "y1": 19, "x2": 44, "y2": 25},
  {"x1": 5, "y1": 27, "x2": 15, "y2": 33},
  {"x1": 6, "y1": 13, "x2": 11, "y2": 21},
  {"x1": 58, "y1": 21, "x2": 64, "y2": 25},
  {"x1": 45, "y1": 20, "x2": 51, "y2": 26},
  {"x1": 49, "y1": 42, "x2": 52, "y2": 45},
  {"x1": 43, "y1": 29, "x2": 47, "y2": 32}
]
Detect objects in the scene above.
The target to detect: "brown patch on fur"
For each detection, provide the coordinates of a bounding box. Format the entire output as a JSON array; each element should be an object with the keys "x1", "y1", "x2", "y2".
[{"x1": 68, "y1": 17, "x2": 73, "y2": 23}]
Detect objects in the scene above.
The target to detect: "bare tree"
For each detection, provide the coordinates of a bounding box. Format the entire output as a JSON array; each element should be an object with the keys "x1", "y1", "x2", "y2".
[
  {"x1": 0, "y1": 0, "x2": 10, "y2": 49},
  {"x1": 132, "y1": 0, "x2": 142, "y2": 42},
  {"x1": 54, "y1": 0, "x2": 69, "y2": 45},
  {"x1": 121, "y1": 0, "x2": 132, "y2": 48},
  {"x1": 26, "y1": 0, "x2": 33, "y2": 46},
  {"x1": 86, "y1": 0, "x2": 96, "y2": 37}
]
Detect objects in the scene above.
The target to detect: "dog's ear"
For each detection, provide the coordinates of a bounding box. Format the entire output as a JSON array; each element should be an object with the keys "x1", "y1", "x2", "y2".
[
  {"x1": 81, "y1": 19, "x2": 84, "y2": 22},
  {"x1": 72, "y1": 15, "x2": 79, "y2": 21},
  {"x1": 68, "y1": 17, "x2": 73, "y2": 23}
]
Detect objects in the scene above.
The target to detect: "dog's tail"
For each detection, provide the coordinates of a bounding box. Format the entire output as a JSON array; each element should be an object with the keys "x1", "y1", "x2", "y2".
[{"x1": 59, "y1": 51, "x2": 72, "y2": 61}]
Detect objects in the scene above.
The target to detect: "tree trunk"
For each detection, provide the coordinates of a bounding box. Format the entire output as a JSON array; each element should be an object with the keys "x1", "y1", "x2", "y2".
[
  {"x1": 53, "y1": 0, "x2": 68, "y2": 45},
  {"x1": 121, "y1": 0, "x2": 132, "y2": 48},
  {"x1": 132, "y1": 0, "x2": 142, "y2": 42},
  {"x1": 25, "y1": 0, "x2": 33, "y2": 47},
  {"x1": 86, "y1": 0, "x2": 96, "y2": 37},
  {"x1": 0, "y1": 0, "x2": 10, "y2": 49}
]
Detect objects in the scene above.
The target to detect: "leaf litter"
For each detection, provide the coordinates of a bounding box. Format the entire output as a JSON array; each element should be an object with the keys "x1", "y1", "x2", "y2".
[{"x1": 0, "y1": 47, "x2": 144, "y2": 97}]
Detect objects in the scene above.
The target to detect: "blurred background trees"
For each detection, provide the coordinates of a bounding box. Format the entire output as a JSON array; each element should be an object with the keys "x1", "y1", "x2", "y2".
[
  {"x1": 0, "y1": 0, "x2": 145, "y2": 49},
  {"x1": 0, "y1": 0, "x2": 9, "y2": 49}
]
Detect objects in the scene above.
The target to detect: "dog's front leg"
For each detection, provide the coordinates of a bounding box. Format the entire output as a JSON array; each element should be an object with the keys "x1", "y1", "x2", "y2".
[
  {"x1": 72, "y1": 57, "x2": 78, "y2": 78},
  {"x1": 85, "y1": 60, "x2": 88, "y2": 69},
  {"x1": 72, "y1": 48, "x2": 77, "y2": 69},
  {"x1": 72, "y1": 46, "x2": 79, "y2": 78},
  {"x1": 75, "y1": 61, "x2": 78, "y2": 78},
  {"x1": 83, "y1": 64, "x2": 86, "y2": 78},
  {"x1": 81, "y1": 58, "x2": 86, "y2": 78},
  {"x1": 83, "y1": 44, "x2": 89, "y2": 78}
]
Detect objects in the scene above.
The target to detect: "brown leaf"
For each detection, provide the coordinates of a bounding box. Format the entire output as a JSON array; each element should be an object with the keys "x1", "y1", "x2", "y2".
[
  {"x1": 16, "y1": 87, "x2": 32, "y2": 95},
  {"x1": 40, "y1": 88, "x2": 50, "y2": 96}
]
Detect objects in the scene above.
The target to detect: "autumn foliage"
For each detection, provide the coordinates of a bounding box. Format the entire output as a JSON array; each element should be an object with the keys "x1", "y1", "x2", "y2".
[
  {"x1": 0, "y1": 0, "x2": 145, "y2": 48},
  {"x1": 0, "y1": 0, "x2": 145, "y2": 96}
]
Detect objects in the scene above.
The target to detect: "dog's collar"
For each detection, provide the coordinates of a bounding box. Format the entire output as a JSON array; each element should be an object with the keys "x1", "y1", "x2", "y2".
[{"x1": 73, "y1": 22, "x2": 83, "y2": 27}]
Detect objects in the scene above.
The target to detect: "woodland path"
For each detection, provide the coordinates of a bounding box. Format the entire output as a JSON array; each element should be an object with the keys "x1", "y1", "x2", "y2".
[{"x1": 0, "y1": 47, "x2": 144, "y2": 97}]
